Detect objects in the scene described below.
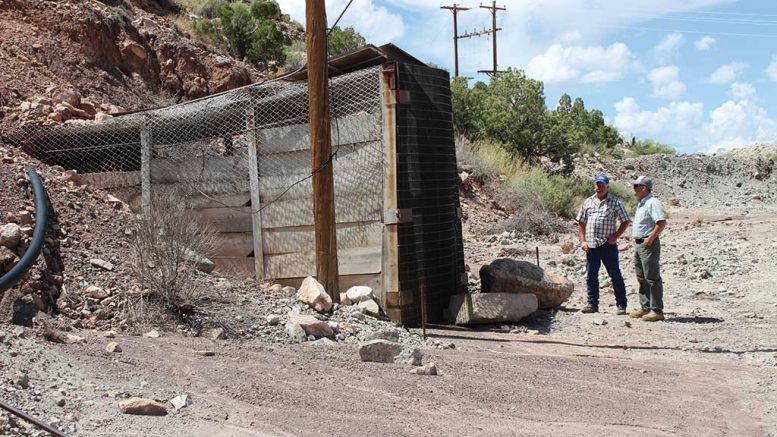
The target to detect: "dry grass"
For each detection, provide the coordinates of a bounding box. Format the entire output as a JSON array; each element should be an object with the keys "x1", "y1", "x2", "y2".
[{"x1": 456, "y1": 136, "x2": 636, "y2": 234}]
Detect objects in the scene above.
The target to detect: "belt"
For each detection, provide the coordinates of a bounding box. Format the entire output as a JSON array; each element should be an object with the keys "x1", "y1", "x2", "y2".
[{"x1": 634, "y1": 238, "x2": 644, "y2": 244}]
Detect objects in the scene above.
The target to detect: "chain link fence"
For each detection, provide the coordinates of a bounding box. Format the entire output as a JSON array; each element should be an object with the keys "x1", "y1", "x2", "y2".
[{"x1": 13, "y1": 66, "x2": 386, "y2": 282}]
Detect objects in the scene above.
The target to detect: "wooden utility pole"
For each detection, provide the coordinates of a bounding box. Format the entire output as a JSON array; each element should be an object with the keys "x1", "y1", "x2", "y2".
[
  {"x1": 306, "y1": 0, "x2": 339, "y2": 301},
  {"x1": 479, "y1": 1, "x2": 506, "y2": 76},
  {"x1": 440, "y1": 4, "x2": 470, "y2": 77}
]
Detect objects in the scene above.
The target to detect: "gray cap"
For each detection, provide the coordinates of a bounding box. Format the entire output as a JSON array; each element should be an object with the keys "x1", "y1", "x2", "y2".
[{"x1": 632, "y1": 175, "x2": 653, "y2": 189}]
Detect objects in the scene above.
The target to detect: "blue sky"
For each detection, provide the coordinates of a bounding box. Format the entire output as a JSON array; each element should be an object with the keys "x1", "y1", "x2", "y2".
[{"x1": 276, "y1": 0, "x2": 777, "y2": 153}]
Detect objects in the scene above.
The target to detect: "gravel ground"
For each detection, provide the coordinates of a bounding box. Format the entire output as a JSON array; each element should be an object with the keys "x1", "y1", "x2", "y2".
[{"x1": 2, "y1": 146, "x2": 776, "y2": 435}]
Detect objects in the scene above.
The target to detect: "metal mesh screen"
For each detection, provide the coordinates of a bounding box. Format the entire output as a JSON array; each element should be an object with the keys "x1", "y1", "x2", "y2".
[{"x1": 10, "y1": 66, "x2": 385, "y2": 281}]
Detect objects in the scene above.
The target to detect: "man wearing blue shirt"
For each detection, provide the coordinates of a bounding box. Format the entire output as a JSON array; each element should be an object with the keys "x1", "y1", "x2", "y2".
[
  {"x1": 629, "y1": 176, "x2": 667, "y2": 322},
  {"x1": 576, "y1": 174, "x2": 631, "y2": 315}
]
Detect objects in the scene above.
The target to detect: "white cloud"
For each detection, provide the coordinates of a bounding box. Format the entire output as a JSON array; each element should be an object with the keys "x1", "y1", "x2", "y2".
[
  {"x1": 560, "y1": 31, "x2": 583, "y2": 44},
  {"x1": 614, "y1": 83, "x2": 777, "y2": 152},
  {"x1": 647, "y1": 65, "x2": 686, "y2": 99},
  {"x1": 654, "y1": 33, "x2": 683, "y2": 64},
  {"x1": 357, "y1": 0, "x2": 733, "y2": 79},
  {"x1": 767, "y1": 56, "x2": 777, "y2": 82},
  {"x1": 275, "y1": 0, "x2": 404, "y2": 45},
  {"x1": 707, "y1": 62, "x2": 747, "y2": 84},
  {"x1": 525, "y1": 42, "x2": 638, "y2": 84},
  {"x1": 728, "y1": 82, "x2": 756, "y2": 102},
  {"x1": 614, "y1": 97, "x2": 703, "y2": 141},
  {"x1": 694, "y1": 36, "x2": 716, "y2": 51}
]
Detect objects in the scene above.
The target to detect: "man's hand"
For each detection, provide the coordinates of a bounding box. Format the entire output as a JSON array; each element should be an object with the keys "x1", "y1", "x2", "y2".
[
  {"x1": 580, "y1": 241, "x2": 589, "y2": 252},
  {"x1": 644, "y1": 236, "x2": 655, "y2": 246},
  {"x1": 607, "y1": 234, "x2": 618, "y2": 245}
]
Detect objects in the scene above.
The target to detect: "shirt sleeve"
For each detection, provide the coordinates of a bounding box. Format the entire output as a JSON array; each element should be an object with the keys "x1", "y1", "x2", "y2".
[
  {"x1": 650, "y1": 199, "x2": 667, "y2": 222},
  {"x1": 576, "y1": 202, "x2": 587, "y2": 223},
  {"x1": 615, "y1": 199, "x2": 630, "y2": 223}
]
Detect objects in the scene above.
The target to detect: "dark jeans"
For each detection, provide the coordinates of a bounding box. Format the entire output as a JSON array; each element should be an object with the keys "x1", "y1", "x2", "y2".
[
  {"x1": 635, "y1": 237, "x2": 664, "y2": 313},
  {"x1": 586, "y1": 243, "x2": 628, "y2": 309}
]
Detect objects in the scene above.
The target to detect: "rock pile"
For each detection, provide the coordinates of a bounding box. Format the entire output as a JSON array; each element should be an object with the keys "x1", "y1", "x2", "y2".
[{"x1": 13, "y1": 90, "x2": 123, "y2": 126}]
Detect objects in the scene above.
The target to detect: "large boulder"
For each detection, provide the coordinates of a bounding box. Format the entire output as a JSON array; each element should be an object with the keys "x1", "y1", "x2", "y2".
[
  {"x1": 445, "y1": 292, "x2": 538, "y2": 325},
  {"x1": 479, "y1": 259, "x2": 573, "y2": 309},
  {"x1": 296, "y1": 276, "x2": 332, "y2": 313}
]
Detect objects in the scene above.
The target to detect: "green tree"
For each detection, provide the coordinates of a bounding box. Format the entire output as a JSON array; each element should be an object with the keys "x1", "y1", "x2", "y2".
[
  {"x1": 192, "y1": 0, "x2": 289, "y2": 68},
  {"x1": 327, "y1": 26, "x2": 366, "y2": 56},
  {"x1": 477, "y1": 68, "x2": 546, "y2": 162}
]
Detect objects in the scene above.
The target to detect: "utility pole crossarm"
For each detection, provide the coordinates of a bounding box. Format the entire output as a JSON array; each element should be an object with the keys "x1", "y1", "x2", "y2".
[
  {"x1": 441, "y1": 4, "x2": 471, "y2": 77},
  {"x1": 480, "y1": 0, "x2": 506, "y2": 75}
]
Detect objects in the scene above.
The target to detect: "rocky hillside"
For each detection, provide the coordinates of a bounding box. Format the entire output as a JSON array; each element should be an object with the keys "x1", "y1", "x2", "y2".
[
  {"x1": 571, "y1": 148, "x2": 777, "y2": 209},
  {"x1": 0, "y1": 0, "x2": 266, "y2": 130}
]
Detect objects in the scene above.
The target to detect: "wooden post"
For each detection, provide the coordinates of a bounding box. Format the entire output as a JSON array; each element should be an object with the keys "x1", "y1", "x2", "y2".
[
  {"x1": 140, "y1": 127, "x2": 151, "y2": 217},
  {"x1": 245, "y1": 109, "x2": 265, "y2": 282},
  {"x1": 306, "y1": 0, "x2": 339, "y2": 301}
]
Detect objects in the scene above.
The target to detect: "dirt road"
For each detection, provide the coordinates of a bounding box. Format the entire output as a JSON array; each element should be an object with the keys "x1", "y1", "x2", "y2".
[{"x1": 1, "y1": 207, "x2": 775, "y2": 436}]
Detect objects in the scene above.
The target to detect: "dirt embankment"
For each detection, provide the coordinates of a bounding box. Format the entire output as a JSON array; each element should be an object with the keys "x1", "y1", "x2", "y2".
[{"x1": 0, "y1": 0, "x2": 263, "y2": 131}]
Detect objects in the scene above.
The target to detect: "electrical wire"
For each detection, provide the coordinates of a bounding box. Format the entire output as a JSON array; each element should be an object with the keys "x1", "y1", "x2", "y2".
[{"x1": 328, "y1": 0, "x2": 355, "y2": 34}]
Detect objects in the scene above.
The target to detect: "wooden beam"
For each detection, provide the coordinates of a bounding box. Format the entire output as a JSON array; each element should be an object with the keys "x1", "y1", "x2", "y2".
[
  {"x1": 246, "y1": 109, "x2": 265, "y2": 282},
  {"x1": 140, "y1": 127, "x2": 152, "y2": 217},
  {"x1": 380, "y1": 65, "x2": 400, "y2": 313},
  {"x1": 307, "y1": 0, "x2": 339, "y2": 301}
]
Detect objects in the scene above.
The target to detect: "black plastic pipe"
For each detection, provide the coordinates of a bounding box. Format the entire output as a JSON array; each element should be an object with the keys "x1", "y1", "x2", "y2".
[
  {"x1": 0, "y1": 399, "x2": 68, "y2": 437},
  {"x1": 0, "y1": 165, "x2": 49, "y2": 294}
]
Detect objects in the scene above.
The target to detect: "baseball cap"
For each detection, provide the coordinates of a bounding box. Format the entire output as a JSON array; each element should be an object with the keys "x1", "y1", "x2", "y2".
[
  {"x1": 593, "y1": 174, "x2": 609, "y2": 184},
  {"x1": 632, "y1": 175, "x2": 653, "y2": 189}
]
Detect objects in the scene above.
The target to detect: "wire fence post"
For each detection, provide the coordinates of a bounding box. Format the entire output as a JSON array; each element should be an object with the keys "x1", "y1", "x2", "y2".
[
  {"x1": 245, "y1": 108, "x2": 265, "y2": 282},
  {"x1": 140, "y1": 125, "x2": 152, "y2": 218}
]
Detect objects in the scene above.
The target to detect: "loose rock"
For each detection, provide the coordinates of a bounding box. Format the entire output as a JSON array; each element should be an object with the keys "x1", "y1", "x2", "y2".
[
  {"x1": 359, "y1": 339, "x2": 403, "y2": 363},
  {"x1": 287, "y1": 313, "x2": 334, "y2": 338},
  {"x1": 119, "y1": 398, "x2": 167, "y2": 416},
  {"x1": 296, "y1": 276, "x2": 333, "y2": 313},
  {"x1": 346, "y1": 286, "x2": 374, "y2": 303},
  {"x1": 411, "y1": 363, "x2": 438, "y2": 376},
  {"x1": 89, "y1": 258, "x2": 114, "y2": 271},
  {"x1": 169, "y1": 393, "x2": 192, "y2": 411}
]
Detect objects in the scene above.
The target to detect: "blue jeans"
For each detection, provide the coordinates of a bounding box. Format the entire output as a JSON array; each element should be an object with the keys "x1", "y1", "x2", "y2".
[{"x1": 586, "y1": 243, "x2": 627, "y2": 309}]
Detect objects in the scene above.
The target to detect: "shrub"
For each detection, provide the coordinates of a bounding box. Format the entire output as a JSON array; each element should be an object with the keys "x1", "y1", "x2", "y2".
[
  {"x1": 189, "y1": 0, "x2": 288, "y2": 67},
  {"x1": 127, "y1": 191, "x2": 220, "y2": 312},
  {"x1": 628, "y1": 139, "x2": 676, "y2": 156}
]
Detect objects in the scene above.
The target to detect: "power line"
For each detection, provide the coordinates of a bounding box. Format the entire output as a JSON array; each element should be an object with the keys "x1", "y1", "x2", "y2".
[
  {"x1": 592, "y1": 5, "x2": 777, "y2": 19},
  {"x1": 594, "y1": 24, "x2": 777, "y2": 38},
  {"x1": 328, "y1": 0, "x2": 354, "y2": 34}
]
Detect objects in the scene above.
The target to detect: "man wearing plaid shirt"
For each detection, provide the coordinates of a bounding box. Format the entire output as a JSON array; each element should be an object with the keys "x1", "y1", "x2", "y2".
[{"x1": 576, "y1": 174, "x2": 631, "y2": 314}]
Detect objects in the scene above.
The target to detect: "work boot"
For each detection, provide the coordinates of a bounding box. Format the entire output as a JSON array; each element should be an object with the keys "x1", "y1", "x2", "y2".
[
  {"x1": 616, "y1": 306, "x2": 627, "y2": 315},
  {"x1": 630, "y1": 309, "x2": 649, "y2": 319},
  {"x1": 641, "y1": 311, "x2": 665, "y2": 322},
  {"x1": 581, "y1": 305, "x2": 598, "y2": 313}
]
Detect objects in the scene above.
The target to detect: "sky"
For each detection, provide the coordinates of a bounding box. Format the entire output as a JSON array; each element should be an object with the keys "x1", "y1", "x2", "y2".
[{"x1": 275, "y1": 0, "x2": 777, "y2": 153}]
